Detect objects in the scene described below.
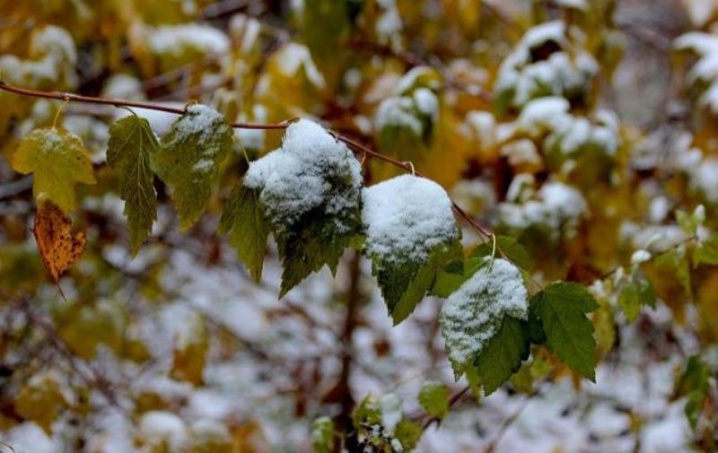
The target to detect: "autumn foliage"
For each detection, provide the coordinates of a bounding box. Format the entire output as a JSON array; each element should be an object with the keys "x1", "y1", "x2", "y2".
[{"x1": 1, "y1": 1, "x2": 718, "y2": 452}]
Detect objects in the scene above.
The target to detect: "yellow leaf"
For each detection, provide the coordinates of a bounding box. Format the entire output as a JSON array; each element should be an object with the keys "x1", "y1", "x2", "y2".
[
  {"x1": 170, "y1": 314, "x2": 208, "y2": 385},
  {"x1": 14, "y1": 373, "x2": 67, "y2": 436},
  {"x1": 33, "y1": 199, "x2": 86, "y2": 283},
  {"x1": 11, "y1": 127, "x2": 95, "y2": 213}
]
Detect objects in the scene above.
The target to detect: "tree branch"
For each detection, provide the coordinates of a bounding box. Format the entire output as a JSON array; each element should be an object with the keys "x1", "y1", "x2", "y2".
[{"x1": 0, "y1": 80, "x2": 494, "y2": 240}]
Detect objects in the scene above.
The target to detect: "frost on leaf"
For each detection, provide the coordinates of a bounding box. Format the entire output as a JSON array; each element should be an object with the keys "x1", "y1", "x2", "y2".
[
  {"x1": 107, "y1": 115, "x2": 159, "y2": 255},
  {"x1": 152, "y1": 104, "x2": 233, "y2": 230},
  {"x1": 11, "y1": 127, "x2": 96, "y2": 213},
  {"x1": 363, "y1": 175, "x2": 462, "y2": 324},
  {"x1": 244, "y1": 119, "x2": 362, "y2": 296},
  {"x1": 440, "y1": 258, "x2": 529, "y2": 382}
]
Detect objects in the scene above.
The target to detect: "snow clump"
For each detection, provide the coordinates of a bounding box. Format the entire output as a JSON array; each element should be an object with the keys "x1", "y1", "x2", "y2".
[
  {"x1": 244, "y1": 119, "x2": 362, "y2": 232},
  {"x1": 362, "y1": 174, "x2": 459, "y2": 263}
]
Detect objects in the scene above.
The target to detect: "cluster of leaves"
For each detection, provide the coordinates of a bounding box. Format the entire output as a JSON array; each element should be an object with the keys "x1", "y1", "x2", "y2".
[{"x1": 3, "y1": 0, "x2": 718, "y2": 450}]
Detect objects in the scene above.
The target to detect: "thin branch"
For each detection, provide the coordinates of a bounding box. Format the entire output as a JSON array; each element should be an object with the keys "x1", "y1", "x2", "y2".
[
  {"x1": 0, "y1": 80, "x2": 287, "y2": 130},
  {"x1": 0, "y1": 289, "x2": 126, "y2": 412},
  {"x1": 421, "y1": 385, "x2": 471, "y2": 430},
  {"x1": 0, "y1": 80, "x2": 495, "y2": 240},
  {"x1": 0, "y1": 176, "x2": 32, "y2": 200}
]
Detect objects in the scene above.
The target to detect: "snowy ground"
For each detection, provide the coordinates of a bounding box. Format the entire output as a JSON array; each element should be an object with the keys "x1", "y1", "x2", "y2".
[{"x1": 2, "y1": 232, "x2": 697, "y2": 452}]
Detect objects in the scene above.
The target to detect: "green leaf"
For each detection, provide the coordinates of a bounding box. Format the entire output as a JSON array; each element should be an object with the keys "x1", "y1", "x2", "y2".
[
  {"x1": 394, "y1": 418, "x2": 422, "y2": 451},
  {"x1": 299, "y1": 0, "x2": 350, "y2": 81},
  {"x1": 153, "y1": 105, "x2": 233, "y2": 229},
  {"x1": 418, "y1": 382, "x2": 449, "y2": 420},
  {"x1": 530, "y1": 282, "x2": 599, "y2": 381},
  {"x1": 694, "y1": 234, "x2": 718, "y2": 266},
  {"x1": 469, "y1": 235, "x2": 531, "y2": 270},
  {"x1": 311, "y1": 416, "x2": 334, "y2": 453},
  {"x1": 375, "y1": 240, "x2": 462, "y2": 324},
  {"x1": 363, "y1": 174, "x2": 461, "y2": 323},
  {"x1": 244, "y1": 120, "x2": 363, "y2": 295},
  {"x1": 473, "y1": 316, "x2": 530, "y2": 395},
  {"x1": 676, "y1": 356, "x2": 710, "y2": 429},
  {"x1": 655, "y1": 249, "x2": 693, "y2": 299},
  {"x1": 618, "y1": 272, "x2": 655, "y2": 322},
  {"x1": 218, "y1": 185, "x2": 269, "y2": 282},
  {"x1": 352, "y1": 395, "x2": 382, "y2": 429},
  {"x1": 107, "y1": 115, "x2": 159, "y2": 255},
  {"x1": 677, "y1": 205, "x2": 704, "y2": 237},
  {"x1": 440, "y1": 258, "x2": 529, "y2": 379},
  {"x1": 276, "y1": 209, "x2": 360, "y2": 297},
  {"x1": 430, "y1": 257, "x2": 481, "y2": 298},
  {"x1": 11, "y1": 127, "x2": 96, "y2": 213}
]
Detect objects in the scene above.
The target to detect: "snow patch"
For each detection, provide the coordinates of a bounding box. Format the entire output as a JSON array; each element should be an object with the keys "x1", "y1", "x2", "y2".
[
  {"x1": 244, "y1": 119, "x2": 362, "y2": 230},
  {"x1": 440, "y1": 258, "x2": 528, "y2": 367},
  {"x1": 362, "y1": 175, "x2": 459, "y2": 263}
]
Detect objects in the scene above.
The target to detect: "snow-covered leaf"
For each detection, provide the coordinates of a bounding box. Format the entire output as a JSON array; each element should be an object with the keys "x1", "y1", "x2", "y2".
[
  {"x1": 440, "y1": 257, "x2": 529, "y2": 379},
  {"x1": 363, "y1": 174, "x2": 462, "y2": 323},
  {"x1": 618, "y1": 272, "x2": 655, "y2": 322},
  {"x1": 153, "y1": 105, "x2": 233, "y2": 229},
  {"x1": 107, "y1": 115, "x2": 159, "y2": 255},
  {"x1": 529, "y1": 282, "x2": 598, "y2": 381},
  {"x1": 244, "y1": 119, "x2": 363, "y2": 296}
]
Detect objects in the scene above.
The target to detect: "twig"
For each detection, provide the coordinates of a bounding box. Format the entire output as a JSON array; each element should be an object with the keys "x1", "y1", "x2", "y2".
[
  {"x1": 0, "y1": 289, "x2": 126, "y2": 412},
  {"x1": 0, "y1": 176, "x2": 32, "y2": 200},
  {"x1": 0, "y1": 80, "x2": 495, "y2": 240}
]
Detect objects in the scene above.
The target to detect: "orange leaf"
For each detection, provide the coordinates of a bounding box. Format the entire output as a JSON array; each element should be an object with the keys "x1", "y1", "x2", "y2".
[{"x1": 33, "y1": 200, "x2": 86, "y2": 283}]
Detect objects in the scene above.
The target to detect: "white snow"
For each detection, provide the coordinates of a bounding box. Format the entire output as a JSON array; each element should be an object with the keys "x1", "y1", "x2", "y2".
[
  {"x1": 362, "y1": 175, "x2": 459, "y2": 263},
  {"x1": 675, "y1": 32, "x2": 718, "y2": 112},
  {"x1": 499, "y1": 181, "x2": 587, "y2": 238},
  {"x1": 495, "y1": 22, "x2": 598, "y2": 107},
  {"x1": 375, "y1": 97, "x2": 423, "y2": 135},
  {"x1": 376, "y1": 0, "x2": 403, "y2": 49},
  {"x1": 501, "y1": 139, "x2": 542, "y2": 168},
  {"x1": 440, "y1": 258, "x2": 528, "y2": 369},
  {"x1": 146, "y1": 24, "x2": 230, "y2": 57},
  {"x1": 172, "y1": 104, "x2": 228, "y2": 148},
  {"x1": 138, "y1": 411, "x2": 188, "y2": 450},
  {"x1": 380, "y1": 393, "x2": 403, "y2": 433},
  {"x1": 516, "y1": 97, "x2": 571, "y2": 135},
  {"x1": 692, "y1": 156, "x2": 718, "y2": 203},
  {"x1": 244, "y1": 119, "x2": 362, "y2": 230},
  {"x1": 556, "y1": 0, "x2": 588, "y2": 10},
  {"x1": 524, "y1": 21, "x2": 567, "y2": 48},
  {"x1": 274, "y1": 43, "x2": 326, "y2": 89},
  {"x1": 631, "y1": 249, "x2": 652, "y2": 265},
  {"x1": 681, "y1": 0, "x2": 718, "y2": 26},
  {"x1": 413, "y1": 88, "x2": 439, "y2": 119}
]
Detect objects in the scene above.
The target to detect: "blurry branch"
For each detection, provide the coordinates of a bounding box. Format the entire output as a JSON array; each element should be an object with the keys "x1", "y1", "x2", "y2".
[
  {"x1": 347, "y1": 37, "x2": 494, "y2": 103},
  {"x1": 200, "y1": 0, "x2": 262, "y2": 20},
  {"x1": 0, "y1": 176, "x2": 32, "y2": 200},
  {"x1": 0, "y1": 80, "x2": 494, "y2": 241},
  {"x1": 0, "y1": 289, "x2": 127, "y2": 413},
  {"x1": 420, "y1": 385, "x2": 471, "y2": 431},
  {"x1": 615, "y1": 20, "x2": 675, "y2": 52}
]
